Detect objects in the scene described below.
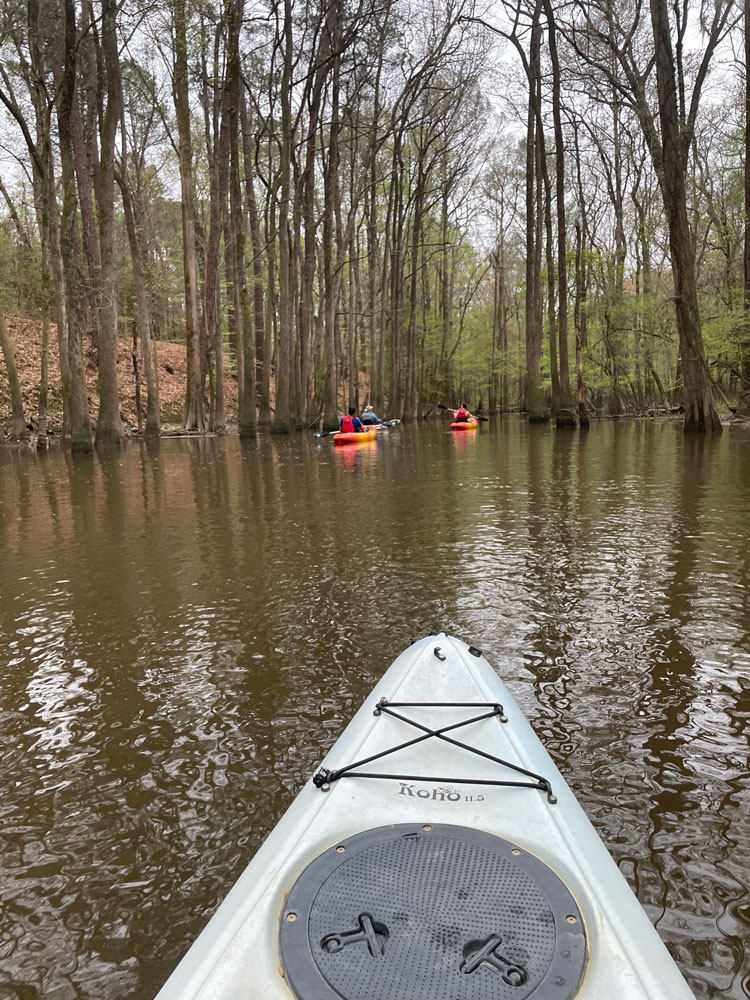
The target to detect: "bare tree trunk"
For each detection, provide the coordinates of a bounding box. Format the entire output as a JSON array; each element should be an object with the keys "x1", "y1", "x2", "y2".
[
  {"x1": 71, "y1": 0, "x2": 101, "y2": 340},
  {"x1": 58, "y1": 0, "x2": 92, "y2": 451},
  {"x1": 574, "y1": 221, "x2": 589, "y2": 428},
  {"x1": 297, "y1": 6, "x2": 332, "y2": 425},
  {"x1": 29, "y1": 157, "x2": 49, "y2": 444},
  {"x1": 173, "y1": 0, "x2": 205, "y2": 431},
  {"x1": 242, "y1": 97, "x2": 268, "y2": 424},
  {"x1": 367, "y1": 24, "x2": 385, "y2": 408},
  {"x1": 263, "y1": 183, "x2": 275, "y2": 426},
  {"x1": 740, "y1": 0, "x2": 750, "y2": 418},
  {"x1": 404, "y1": 160, "x2": 425, "y2": 421},
  {"x1": 347, "y1": 226, "x2": 357, "y2": 409},
  {"x1": 489, "y1": 251, "x2": 498, "y2": 413},
  {"x1": 93, "y1": 0, "x2": 124, "y2": 445},
  {"x1": 0, "y1": 315, "x2": 28, "y2": 440},
  {"x1": 499, "y1": 246, "x2": 509, "y2": 411},
  {"x1": 203, "y1": 40, "x2": 229, "y2": 433},
  {"x1": 48, "y1": 166, "x2": 70, "y2": 435},
  {"x1": 230, "y1": 0, "x2": 255, "y2": 438},
  {"x1": 541, "y1": 120, "x2": 559, "y2": 412},
  {"x1": 649, "y1": 0, "x2": 721, "y2": 432},
  {"x1": 524, "y1": 0, "x2": 545, "y2": 420},
  {"x1": 273, "y1": 0, "x2": 293, "y2": 433},
  {"x1": 390, "y1": 140, "x2": 405, "y2": 416},
  {"x1": 544, "y1": 0, "x2": 574, "y2": 423},
  {"x1": 320, "y1": 2, "x2": 343, "y2": 430},
  {"x1": 439, "y1": 158, "x2": 452, "y2": 403},
  {"x1": 10, "y1": 0, "x2": 69, "y2": 436},
  {"x1": 377, "y1": 148, "x2": 395, "y2": 415},
  {"x1": 118, "y1": 172, "x2": 161, "y2": 435}
]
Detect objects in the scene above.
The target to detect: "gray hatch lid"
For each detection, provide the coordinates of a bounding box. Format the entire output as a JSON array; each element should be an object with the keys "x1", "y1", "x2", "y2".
[{"x1": 279, "y1": 823, "x2": 587, "y2": 1000}]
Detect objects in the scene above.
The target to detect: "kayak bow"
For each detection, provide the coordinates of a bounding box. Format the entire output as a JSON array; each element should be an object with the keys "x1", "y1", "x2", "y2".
[{"x1": 156, "y1": 634, "x2": 695, "y2": 1000}]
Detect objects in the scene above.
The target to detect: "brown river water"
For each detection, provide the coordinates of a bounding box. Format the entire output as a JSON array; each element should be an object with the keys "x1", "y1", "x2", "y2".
[{"x1": 0, "y1": 419, "x2": 748, "y2": 999}]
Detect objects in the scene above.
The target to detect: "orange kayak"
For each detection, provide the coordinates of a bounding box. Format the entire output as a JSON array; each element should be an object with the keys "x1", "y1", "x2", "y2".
[
  {"x1": 333, "y1": 427, "x2": 378, "y2": 445},
  {"x1": 451, "y1": 419, "x2": 478, "y2": 430}
]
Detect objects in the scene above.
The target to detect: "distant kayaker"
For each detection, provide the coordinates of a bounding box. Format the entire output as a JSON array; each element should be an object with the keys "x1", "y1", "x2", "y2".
[
  {"x1": 339, "y1": 407, "x2": 365, "y2": 433},
  {"x1": 360, "y1": 405, "x2": 382, "y2": 426},
  {"x1": 453, "y1": 404, "x2": 472, "y2": 423}
]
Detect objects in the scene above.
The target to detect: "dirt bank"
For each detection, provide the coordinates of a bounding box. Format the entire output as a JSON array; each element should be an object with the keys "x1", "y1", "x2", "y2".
[{"x1": 0, "y1": 316, "x2": 238, "y2": 438}]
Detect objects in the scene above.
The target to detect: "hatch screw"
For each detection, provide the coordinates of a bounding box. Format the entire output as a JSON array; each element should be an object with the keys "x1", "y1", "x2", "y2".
[
  {"x1": 511, "y1": 849, "x2": 521, "y2": 856},
  {"x1": 423, "y1": 825, "x2": 432, "y2": 831},
  {"x1": 286, "y1": 913, "x2": 297, "y2": 922},
  {"x1": 566, "y1": 915, "x2": 577, "y2": 924},
  {"x1": 336, "y1": 846, "x2": 345, "y2": 853}
]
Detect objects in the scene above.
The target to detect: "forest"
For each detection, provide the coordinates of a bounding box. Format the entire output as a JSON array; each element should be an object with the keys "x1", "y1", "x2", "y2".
[{"x1": 0, "y1": 0, "x2": 749, "y2": 450}]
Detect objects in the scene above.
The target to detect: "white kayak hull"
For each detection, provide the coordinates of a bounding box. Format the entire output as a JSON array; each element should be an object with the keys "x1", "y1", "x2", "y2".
[{"x1": 156, "y1": 633, "x2": 694, "y2": 1000}]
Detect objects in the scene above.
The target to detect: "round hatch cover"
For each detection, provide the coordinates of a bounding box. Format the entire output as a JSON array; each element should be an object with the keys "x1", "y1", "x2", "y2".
[{"x1": 279, "y1": 823, "x2": 587, "y2": 1000}]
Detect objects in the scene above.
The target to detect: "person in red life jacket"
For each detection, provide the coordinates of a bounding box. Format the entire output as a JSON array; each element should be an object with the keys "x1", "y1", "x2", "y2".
[
  {"x1": 339, "y1": 407, "x2": 365, "y2": 433},
  {"x1": 453, "y1": 403, "x2": 473, "y2": 423}
]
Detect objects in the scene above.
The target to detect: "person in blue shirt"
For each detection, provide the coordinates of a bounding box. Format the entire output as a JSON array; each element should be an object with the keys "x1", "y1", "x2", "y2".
[{"x1": 360, "y1": 405, "x2": 382, "y2": 426}]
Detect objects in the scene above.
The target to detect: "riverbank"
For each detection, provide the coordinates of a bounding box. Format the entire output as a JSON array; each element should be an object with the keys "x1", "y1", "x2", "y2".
[
  {"x1": 0, "y1": 316, "x2": 239, "y2": 439},
  {"x1": 3, "y1": 315, "x2": 746, "y2": 442}
]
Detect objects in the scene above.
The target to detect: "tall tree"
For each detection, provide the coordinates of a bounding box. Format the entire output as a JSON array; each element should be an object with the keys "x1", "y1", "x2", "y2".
[
  {"x1": 524, "y1": 0, "x2": 545, "y2": 419},
  {"x1": 58, "y1": 0, "x2": 93, "y2": 451},
  {"x1": 229, "y1": 0, "x2": 255, "y2": 438},
  {"x1": 543, "y1": 0, "x2": 574, "y2": 424},
  {"x1": 563, "y1": 0, "x2": 733, "y2": 431},
  {"x1": 93, "y1": 0, "x2": 125, "y2": 444},
  {"x1": 740, "y1": 0, "x2": 750, "y2": 419},
  {"x1": 172, "y1": 0, "x2": 205, "y2": 430},
  {"x1": 0, "y1": 315, "x2": 28, "y2": 440},
  {"x1": 272, "y1": 0, "x2": 293, "y2": 433}
]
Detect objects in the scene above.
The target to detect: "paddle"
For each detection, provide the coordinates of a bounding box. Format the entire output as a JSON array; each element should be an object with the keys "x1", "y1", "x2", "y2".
[{"x1": 437, "y1": 403, "x2": 489, "y2": 422}]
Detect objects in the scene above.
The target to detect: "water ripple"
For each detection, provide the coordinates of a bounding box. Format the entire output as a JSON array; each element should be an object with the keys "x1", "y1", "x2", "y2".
[{"x1": 0, "y1": 422, "x2": 748, "y2": 998}]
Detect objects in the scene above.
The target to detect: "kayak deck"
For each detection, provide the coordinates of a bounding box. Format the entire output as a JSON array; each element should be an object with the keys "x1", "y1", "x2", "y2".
[
  {"x1": 156, "y1": 634, "x2": 695, "y2": 1000},
  {"x1": 333, "y1": 427, "x2": 378, "y2": 444}
]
